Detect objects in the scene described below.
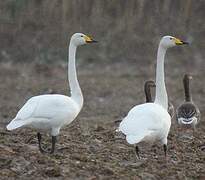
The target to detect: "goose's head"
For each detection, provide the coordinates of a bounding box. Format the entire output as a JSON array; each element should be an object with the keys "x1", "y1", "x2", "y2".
[
  {"x1": 160, "y1": 36, "x2": 188, "y2": 49},
  {"x1": 184, "y1": 74, "x2": 193, "y2": 81},
  {"x1": 145, "y1": 80, "x2": 156, "y2": 90},
  {"x1": 71, "y1": 33, "x2": 97, "y2": 46}
]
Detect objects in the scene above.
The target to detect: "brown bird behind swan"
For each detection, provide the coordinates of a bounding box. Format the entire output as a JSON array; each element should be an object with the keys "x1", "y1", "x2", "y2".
[{"x1": 144, "y1": 80, "x2": 175, "y2": 119}]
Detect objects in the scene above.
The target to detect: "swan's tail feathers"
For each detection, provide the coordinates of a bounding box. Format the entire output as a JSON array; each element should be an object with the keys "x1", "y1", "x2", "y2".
[
  {"x1": 126, "y1": 134, "x2": 145, "y2": 144},
  {"x1": 6, "y1": 118, "x2": 27, "y2": 130},
  {"x1": 126, "y1": 130, "x2": 153, "y2": 145}
]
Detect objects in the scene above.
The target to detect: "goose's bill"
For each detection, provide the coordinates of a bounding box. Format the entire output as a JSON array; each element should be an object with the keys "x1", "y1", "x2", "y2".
[
  {"x1": 174, "y1": 38, "x2": 189, "y2": 45},
  {"x1": 84, "y1": 35, "x2": 98, "y2": 43}
]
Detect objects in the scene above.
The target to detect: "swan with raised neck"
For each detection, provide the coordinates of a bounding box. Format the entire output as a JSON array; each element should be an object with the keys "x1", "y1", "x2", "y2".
[
  {"x1": 7, "y1": 33, "x2": 97, "y2": 153},
  {"x1": 118, "y1": 35, "x2": 188, "y2": 158}
]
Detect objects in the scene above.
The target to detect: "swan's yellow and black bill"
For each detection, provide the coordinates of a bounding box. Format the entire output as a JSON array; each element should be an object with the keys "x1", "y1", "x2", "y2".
[
  {"x1": 174, "y1": 38, "x2": 189, "y2": 45},
  {"x1": 84, "y1": 35, "x2": 98, "y2": 43}
]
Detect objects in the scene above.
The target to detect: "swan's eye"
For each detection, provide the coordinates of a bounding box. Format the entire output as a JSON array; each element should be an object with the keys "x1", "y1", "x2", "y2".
[
  {"x1": 170, "y1": 38, "x2": 173, "y2": 40},
  {"x1": 80, "y1": 35, "x2": 83, "y2": 37}
]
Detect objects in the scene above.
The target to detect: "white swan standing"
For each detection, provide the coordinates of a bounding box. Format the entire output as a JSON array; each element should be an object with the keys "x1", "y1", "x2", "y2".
[
  {"x1": 118, "y1": 36, "x2": 188, "y2": 158},
  {"x1": 7, "y1": 33, "x2": 97, "y2": 153}
]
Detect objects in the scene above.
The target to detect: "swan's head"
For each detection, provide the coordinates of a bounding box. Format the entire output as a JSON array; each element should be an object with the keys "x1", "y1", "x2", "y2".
[
  {"x1": 71, "y1": 33, "x2": 97, "y2": 46},
  {"x1": 160, "y1": 36, "x2": 189, "y2": 49}
]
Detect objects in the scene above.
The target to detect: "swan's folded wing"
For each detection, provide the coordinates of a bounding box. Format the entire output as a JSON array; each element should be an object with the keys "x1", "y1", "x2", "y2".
[
  {"x1": 119, "y1": 114, "x2": 157, "y2": 135},
  {"x1": 126, "y1": 130, "x2": 153, "y2": 144},
  {"x1": 16, "y1": 97, "x2": 39, "y2": 120},
  {"x1": 16, "y1": 95, "x2": 75, "y2": 120},
  {"x1": 7, "y1": 97, "x2": 40, "y2": 130},
  {"x1": 119, "y1": 103, "x2": 169, "y2": 135},
  {"x1": 119, "y1": 115, "x2": 160, "y2": 144}
]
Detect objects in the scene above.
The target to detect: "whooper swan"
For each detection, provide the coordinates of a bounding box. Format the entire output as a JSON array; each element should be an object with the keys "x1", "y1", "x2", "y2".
[
  {"x1": 7, "y1": 33, "x2": 97, "y2": 153},
  {"x1": 118, "y1": 36, "x2": 188, "y2": 158}
]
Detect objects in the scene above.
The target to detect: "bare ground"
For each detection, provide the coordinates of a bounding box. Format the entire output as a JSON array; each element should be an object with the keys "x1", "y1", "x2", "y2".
[{"x1": 0, "y1": 61, "x2": 204, "y2": 180}]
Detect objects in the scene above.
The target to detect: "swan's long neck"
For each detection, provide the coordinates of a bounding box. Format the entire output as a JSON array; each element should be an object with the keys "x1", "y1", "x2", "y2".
[
  {"x1": 183, "y1": 78, "x2": 192, "y2": 102},
  {"x1": 145, "y1": 85, "x2": 153, "y2": 102},
  {"x1": 68, "y1": 42, "x2": 83, "y2": 108},
  {"x1": 154, "y1": 45, "x2": 168, "y2": 110}
]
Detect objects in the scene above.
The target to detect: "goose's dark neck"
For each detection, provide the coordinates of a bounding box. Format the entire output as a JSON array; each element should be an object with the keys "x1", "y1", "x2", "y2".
[
  {"x1": 144, "y1": 84, "x2": 153, "y2": 102},
  {"x1": 183, "y1": 77, "x2": 192, "y2": 102}
]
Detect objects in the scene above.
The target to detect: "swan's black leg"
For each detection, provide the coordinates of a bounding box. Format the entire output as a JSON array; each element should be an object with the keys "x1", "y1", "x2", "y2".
[
  {"x1": 135, "y1": 146, "x2": 140, "y2": 159},
  {"x1": 37, "y1": 132, "x2": 47, "y2": 153},
  {"x1": 50, "y1": 136, "x2": 57, "y2": 154},
  {"x1": 163, "y1": 144, "x2": 167, "y2": 157},
  {"x1": 37, "y1": 133, "x2": 57, "y2": 154}
]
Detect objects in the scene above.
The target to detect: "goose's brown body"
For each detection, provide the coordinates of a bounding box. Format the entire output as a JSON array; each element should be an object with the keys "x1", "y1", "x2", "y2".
[{"x1": 176, "y1": 74, "x2": 200, "y2": 128}]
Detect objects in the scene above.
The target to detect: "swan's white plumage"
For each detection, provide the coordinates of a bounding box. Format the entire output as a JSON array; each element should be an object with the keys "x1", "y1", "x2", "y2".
[
  {"x1": 118, "y1": 36, "x2": 187, "y2": 149},
  {"x1": 119, "y1": 103, "x2": 171, "y2": 144},
  {"x1": 7, "y1": 95, "x2": 80, "y2": 135},
  {"x1": 6, "y1": 33, "x2": 95, "y2": 138}
]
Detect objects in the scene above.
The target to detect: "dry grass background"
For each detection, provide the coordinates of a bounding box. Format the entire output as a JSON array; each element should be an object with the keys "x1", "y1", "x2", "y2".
[{"x1": 0, "y1": 0, "x2": 204, "y2": 63}]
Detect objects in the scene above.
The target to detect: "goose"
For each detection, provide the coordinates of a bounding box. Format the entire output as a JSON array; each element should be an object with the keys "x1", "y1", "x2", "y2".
[
  {"x1": 144, "y1": 80, "x2": 156, "y2": 103},
  {"x1": 176, "y1": 74, "x2": 200, "y2": 129},
  {"x1": 6, "y1": 33, "x2": 97, "y2": 153},
  {"x1": 144, "y1": 80, "x2": 175, "y2": 118},
  {"x1": 118, "y1": 36, "x2": 188, "y2": 158}
]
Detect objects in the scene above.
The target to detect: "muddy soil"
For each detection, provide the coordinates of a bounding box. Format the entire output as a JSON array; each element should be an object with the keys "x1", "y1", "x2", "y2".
[{"x1": 0, "y1": 61, "x2": 204, "y2": 180}]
